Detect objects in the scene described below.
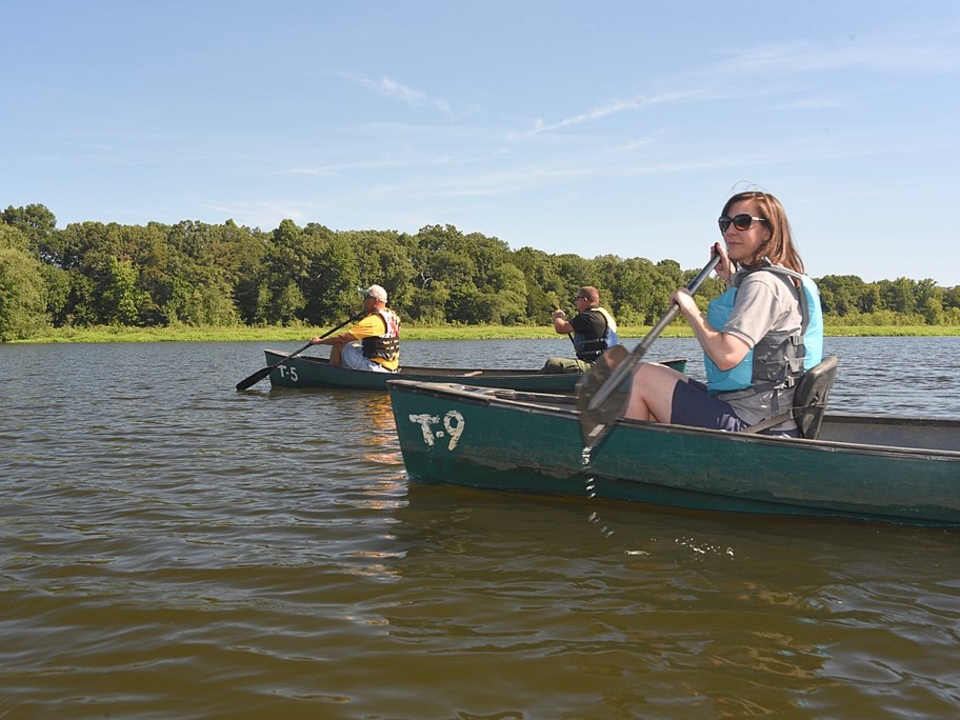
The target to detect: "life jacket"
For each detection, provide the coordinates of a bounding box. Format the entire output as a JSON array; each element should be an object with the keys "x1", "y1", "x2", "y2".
[
  {"x1": 573, "y1": 307, "x2": 619, "y2": 363},
  {"x1": 361, "y1": 307, "x2": 401, "y2": 363},
  {"x1": 704, "y1": 263, "x2": 823, "y2": 395}
]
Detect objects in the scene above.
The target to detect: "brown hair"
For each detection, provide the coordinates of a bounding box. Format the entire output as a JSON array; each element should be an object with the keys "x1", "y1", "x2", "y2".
[{"x1": 722, "y1": 191, "x2": 804, "y2": 274}]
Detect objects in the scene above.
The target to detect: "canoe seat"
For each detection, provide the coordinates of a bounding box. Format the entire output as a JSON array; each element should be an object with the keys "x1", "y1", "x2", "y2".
[
  {"x1": 793, "y1": 355, "x2": 839, "y2": 439},
  {"x1": 741, "y1": 356, "x2": 839, "y2": 439}
]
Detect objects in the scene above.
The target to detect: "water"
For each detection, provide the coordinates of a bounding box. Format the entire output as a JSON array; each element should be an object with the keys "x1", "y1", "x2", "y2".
[{"x1": 2, "y1": 336, "x2": 960, "y2": 719}]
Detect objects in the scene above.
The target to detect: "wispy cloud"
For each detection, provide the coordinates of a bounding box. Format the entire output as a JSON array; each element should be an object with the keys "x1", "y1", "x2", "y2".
[
  {"x1": 711, "y1": 32, "x2": 960, "y2": 77},
  {"x1": 279, "y1": 155, "x2": 455, "y2": 177},
  {"x1": 340, "y1": 72, "x2": 455, "y2": 120},
  {"x1": 774, "y1": 96, "x2": 845, "y2": 110},
  {"x1": 529, "y1": 90, "x2": 708, "y2": 135},
  {"x1": 527, "y1": 23, "x2": 960, "y2": 138}
]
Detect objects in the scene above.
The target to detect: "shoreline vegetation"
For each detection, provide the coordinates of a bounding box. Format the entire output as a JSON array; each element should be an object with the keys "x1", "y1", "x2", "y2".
[
  {"x1": 5, "y1": 205, "x2": 960, "y2": 344},
  {"x1": 10, "y1": 323, "x2": 960, "y2": 344}
]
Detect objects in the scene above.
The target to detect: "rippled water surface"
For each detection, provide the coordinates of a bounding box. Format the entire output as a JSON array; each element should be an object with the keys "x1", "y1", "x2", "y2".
[{"x1": 3, "y1": 336, "x2": 960, "y2": 719}]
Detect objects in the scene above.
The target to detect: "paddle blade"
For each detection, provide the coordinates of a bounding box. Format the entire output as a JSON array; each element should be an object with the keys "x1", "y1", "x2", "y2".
[
  {"x1": 235, "y1": 366, "x2": 272, "y2": 391},
  {"x1": 577, "y1": 345, "x2": 633, "y2": 448}
]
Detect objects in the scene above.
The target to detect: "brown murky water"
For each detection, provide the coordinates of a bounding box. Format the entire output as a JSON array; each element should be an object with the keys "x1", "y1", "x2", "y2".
[{"x1": 2, "y1": 337, "x2": 960, "y2": 719}]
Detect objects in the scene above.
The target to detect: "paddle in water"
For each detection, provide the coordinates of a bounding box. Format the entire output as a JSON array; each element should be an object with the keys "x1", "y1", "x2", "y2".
[
  {"x1": 235, "y1": 311, "x2": 364, "y2": 391},
  {"x1": 577, "y1": 254, "x2": 721, "y2": 450}
]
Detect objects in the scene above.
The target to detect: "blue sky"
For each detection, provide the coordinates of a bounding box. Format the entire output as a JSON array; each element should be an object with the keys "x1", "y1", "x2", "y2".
[{"x1": 3, "y1": 1, "x2": 959, "y2": 285}]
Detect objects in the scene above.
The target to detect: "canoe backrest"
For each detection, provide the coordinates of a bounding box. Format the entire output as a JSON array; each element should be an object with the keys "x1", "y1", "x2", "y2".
[{"x1": 793, "y1": 355, "x2": 839, "y2": 439}]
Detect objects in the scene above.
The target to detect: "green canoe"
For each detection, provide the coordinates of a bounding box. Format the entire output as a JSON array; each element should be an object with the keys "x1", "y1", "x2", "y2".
[
  {"x1": 263, "y1": 350, "x2": 687, "y2": 392},
  {"x1": 387, "y1": 380, "x2": 960, "y2": 526}
]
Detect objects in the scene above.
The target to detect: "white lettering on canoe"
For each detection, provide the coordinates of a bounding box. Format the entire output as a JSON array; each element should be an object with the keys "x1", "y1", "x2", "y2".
[
  {"x1": 276, "y1": 365, "x2": 299, "y2": 382},
  {"x1": 408, "y1": 414, "x2": 440, "y2": 446},
  {"x1": 407, "y1": 410, "x2": 465, "y2": 451},
  {"x1": 443, "y1": 410, "x2": 464, "y2": 450}
]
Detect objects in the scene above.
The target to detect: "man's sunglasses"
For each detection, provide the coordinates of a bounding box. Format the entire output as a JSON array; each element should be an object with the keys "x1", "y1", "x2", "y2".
[{"x1": 718, "y1": 214, "x2": 768, "y2": 233}]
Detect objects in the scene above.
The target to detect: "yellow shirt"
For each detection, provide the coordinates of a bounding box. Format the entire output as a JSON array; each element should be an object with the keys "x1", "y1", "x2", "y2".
[
  {"x1": 349, "y1": 310, "x2": 401, "y2": 371},
  {"x1": 350, "y1": 314, "x2": 389, "y2": 339}
]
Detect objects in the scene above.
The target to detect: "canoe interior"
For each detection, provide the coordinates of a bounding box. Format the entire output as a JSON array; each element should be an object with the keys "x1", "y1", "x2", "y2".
[
  {"x1": 818, "y1": 413, "x2": 960, "y2": 453},
  {"x1": 263, "y1": 350, "x2": 687, "y2": 392},
  {"x1": 265, "y1": 352, "x2": 687, "y2": 378}
]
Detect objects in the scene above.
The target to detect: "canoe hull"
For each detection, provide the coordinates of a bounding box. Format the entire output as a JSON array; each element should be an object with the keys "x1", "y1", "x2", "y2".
[
  {"x1": 387, "y1": 380, "x2": 960, "y2": 526},
  {"x1": 263, "y1": 350, "x2": 687, "y2": 393}
]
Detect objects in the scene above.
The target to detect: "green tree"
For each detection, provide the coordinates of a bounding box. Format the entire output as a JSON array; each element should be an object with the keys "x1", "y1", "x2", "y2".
[
  {"x1": 305, "y1": 229, "x2": 360, "y2": 325},
  {"x1": 0, "y1": 225, "x2": 50, "y2": 339},
  {"x1": 943, "y1": 285, "x2": 960, "y2": 313},
  {"x1": 818, "y1": 275, "x2": 866, "y2": 316},
  {"x1": 40, "y1": 264, "x2": 72, "y2": 327},
  {"x1": 101, "y1": 255, "x2": 148, "y2": 326},
  {"x1": 219, "y1": 221, "x2": 270, "y2": 325},
  {"x1": 511, "y1": 246, "x2": 560, "y2": 322},
  {"x1": 339, "y1": 229, "x2": 416, "y2": 315},
  {"x1": 611, "y1": 257, "x2": 660, "y2": 324},
  {"x1": 2, "y1": 203, "x2": 58, "y2": 264},
  {"x1": 879, "y1": 278, "x2": 917, "y2": 315},
  {"x1": 254, "y1": 219, "x2": 316, "y2": 324},
  {"x1": 405, "y1": 280, "x2": 451, "y2": 324},
  {"x1": 483, "y1": 262, "x2": 528, "y2": 325},
  {"x1": 915, "y1": 280, "x2": 944, "y2": 325}
]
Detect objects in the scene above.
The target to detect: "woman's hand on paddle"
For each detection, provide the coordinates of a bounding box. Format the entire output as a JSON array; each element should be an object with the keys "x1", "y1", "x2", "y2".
[
  {"x1": 712, "y1": 242, "x2": 734, "y2": 285},
  {"x1": 670, "y1": 288, "x2": 700, "y2": 319}
]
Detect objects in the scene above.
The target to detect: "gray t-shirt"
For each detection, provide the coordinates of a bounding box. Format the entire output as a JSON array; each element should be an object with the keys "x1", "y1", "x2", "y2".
[
  {"x1": 723, "y1": 271, "x2": 802, "y2": 348},
  {"x1": 720, "y1": 270, "x2": 803, "y2": 428}
]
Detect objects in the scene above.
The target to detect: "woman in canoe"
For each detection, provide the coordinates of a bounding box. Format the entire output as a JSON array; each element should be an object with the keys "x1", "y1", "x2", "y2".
[{"x1": 624, "y1": 190, "x2": 823, "y2": 437}]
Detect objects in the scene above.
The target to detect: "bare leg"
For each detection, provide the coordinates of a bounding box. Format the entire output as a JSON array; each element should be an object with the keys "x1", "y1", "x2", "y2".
[
  {"x1": 624, "y1": 362, "x2": 687, "y2": 423},
  {"x1": 329, "y1": 345, "x2": 343, "y2": 366}
]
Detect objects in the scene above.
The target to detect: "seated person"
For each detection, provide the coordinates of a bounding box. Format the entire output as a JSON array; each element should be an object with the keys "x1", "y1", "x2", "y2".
[
  {"x1": 540, "y1": 286, "x2": 618, "y2": 374},
  {"x1": 311, "y1": 284, "x2": 401, "y2": 373},
  {"x1": 623, "y1": 190, "x2": 823, "y2": 437}
]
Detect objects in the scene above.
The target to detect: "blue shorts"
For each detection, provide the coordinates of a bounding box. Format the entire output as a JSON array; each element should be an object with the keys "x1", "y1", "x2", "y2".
[
  {"x1": 670, "y1": 379, "x2": 747, "y2": 431},
  {"x1": 341, "y1": 342, "x2": 396, "y2": 373},
  {"x1": 671, "y1": 379, "x2": 798, "y2": 437}
]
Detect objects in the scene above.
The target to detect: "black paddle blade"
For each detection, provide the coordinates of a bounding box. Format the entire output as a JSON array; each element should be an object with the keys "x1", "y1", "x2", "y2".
[
  {"x1": 577, "y1": 344, "x2": 633, "y2": 448},
  {"x1": 235, "y1": 366, "x2": 273, "y2": 391}
]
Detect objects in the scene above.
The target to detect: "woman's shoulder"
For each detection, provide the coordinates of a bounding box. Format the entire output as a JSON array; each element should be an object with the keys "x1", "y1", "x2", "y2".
[
  {"x1": 737, "y1": 269, "x2": 801, "y2": 307},
  {"x1": 739, "y1": 266, "x2": 799, "y2": 288}
]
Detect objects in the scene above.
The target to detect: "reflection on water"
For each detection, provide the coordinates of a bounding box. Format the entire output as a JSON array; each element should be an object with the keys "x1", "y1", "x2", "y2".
[{"x1": 1, "y1": 337, "x2": 960, "y2": 718}]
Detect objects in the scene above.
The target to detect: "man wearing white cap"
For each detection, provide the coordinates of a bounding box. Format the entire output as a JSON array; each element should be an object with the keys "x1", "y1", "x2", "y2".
[{"x1": 310, "y1": 284, "x2": 401, "y2": 372}]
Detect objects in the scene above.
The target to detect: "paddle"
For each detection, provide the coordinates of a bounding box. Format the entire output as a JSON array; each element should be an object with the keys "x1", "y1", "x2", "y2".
[
  {"x1": 577, "y1": 254, "x2": 721, "y2": 448},
  {"x1": 235, "y1": 311, "x2": 364, "y2": 391}
]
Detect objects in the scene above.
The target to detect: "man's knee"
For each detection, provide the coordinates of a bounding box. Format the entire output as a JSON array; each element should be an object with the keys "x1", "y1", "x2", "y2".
[
  {"x1": 340, "y1": 342, "x2": 366, "y2": 369},
  {"x1": 539, "y1": 357, "x2": 586, "y2": 374}
]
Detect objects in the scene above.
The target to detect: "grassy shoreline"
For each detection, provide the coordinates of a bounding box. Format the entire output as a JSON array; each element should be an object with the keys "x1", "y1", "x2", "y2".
[{"x1": 9, "y1": 323, "x2": 960, "y2": 344}]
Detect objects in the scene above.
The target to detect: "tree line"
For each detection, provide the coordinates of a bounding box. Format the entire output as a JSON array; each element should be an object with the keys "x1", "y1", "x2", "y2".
[{"x1": 2, "y1": 202, "x2": 959, "y2": 341}]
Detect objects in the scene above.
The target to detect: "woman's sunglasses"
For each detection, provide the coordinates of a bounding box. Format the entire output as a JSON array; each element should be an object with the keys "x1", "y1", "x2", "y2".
[{"x1": 718, "y1": 214, "x2": 768, "y2": 233}]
